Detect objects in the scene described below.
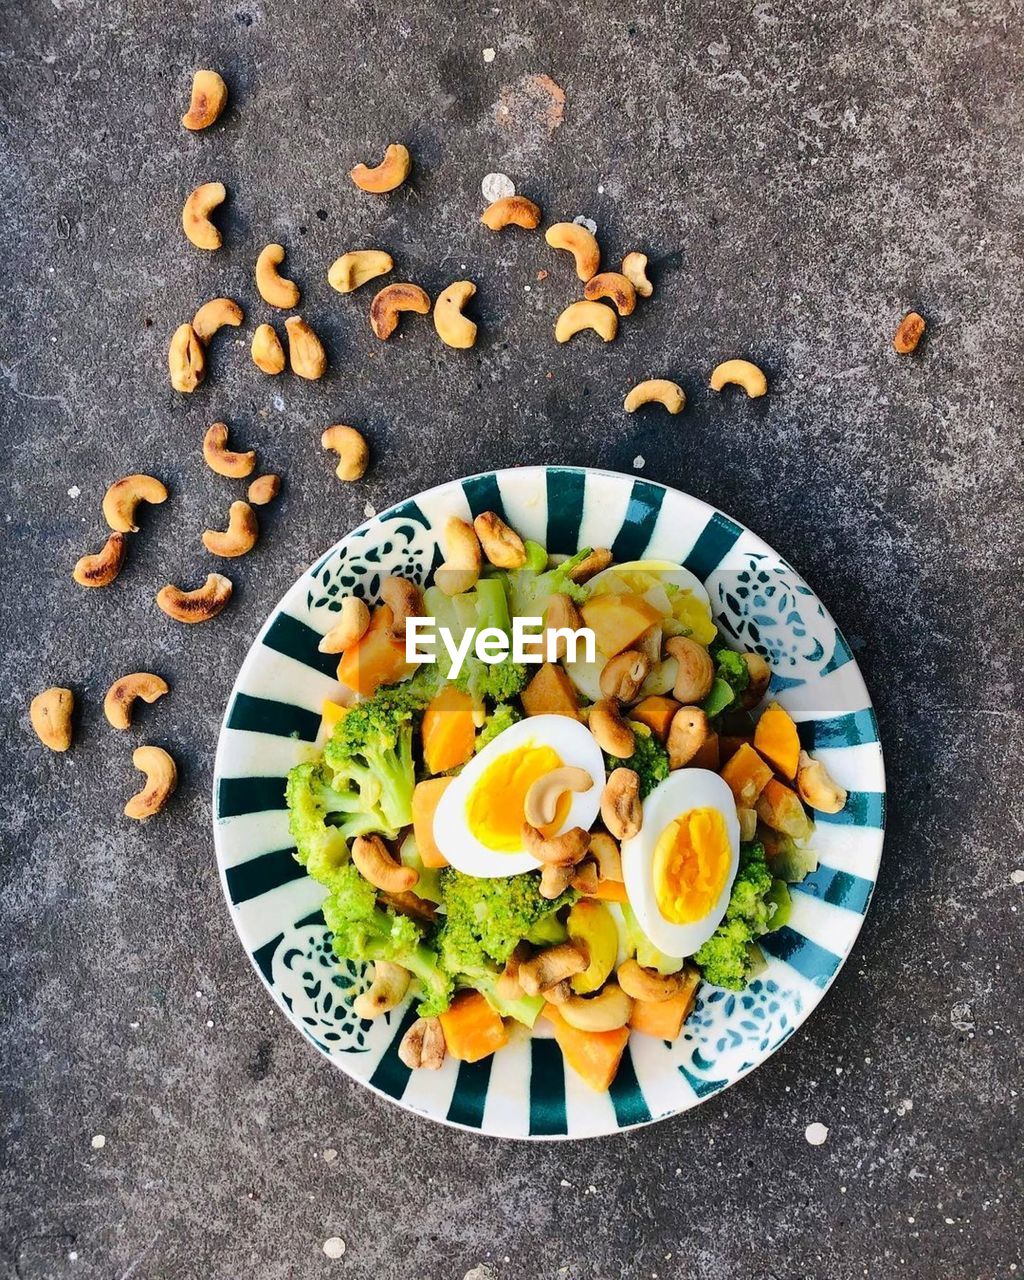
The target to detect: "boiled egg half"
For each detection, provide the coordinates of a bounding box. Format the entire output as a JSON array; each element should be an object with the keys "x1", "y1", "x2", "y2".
[
  {"x1": 432, "y1": 715, "x2": 606, "y2": 877},
  {"x1": 621, "y1": 769, "x2": 740, "y2": 957}
]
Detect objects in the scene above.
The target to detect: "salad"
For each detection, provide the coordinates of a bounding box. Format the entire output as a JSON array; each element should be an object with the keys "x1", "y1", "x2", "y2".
[{"x1": 285, "y1": 512, "x2": 848, "y2": 1092}]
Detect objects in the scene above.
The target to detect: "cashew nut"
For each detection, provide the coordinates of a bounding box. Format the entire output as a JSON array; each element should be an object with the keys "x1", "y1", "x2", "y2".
[
  {"x1": 124, "y1": 745, "x2": 177, "y2": 821},
  {"x1": 352, "y1": 834, "x2": 419, "y2": 893},
  {"x1": 433, "y1": 280, "x2": 478, "y2": 349},
  {"x1": 481, "y1": 195, "x2": 542, "y2": 230},
  {"x1": 600, "y1": 650, "x2": 650, "y2": 703},
  {"x1": 665, "y1": 636, "x2": 715, "y2": 703},
  {"x1": 621, "y1": 251, "x2": 653, "y2": 298},
  {"x1": 328, "y1": 249, "x2": 394, "y2": 294},
  {"x1": 617, "y1": 959, "x2": 694, "y2": 1003},
  {"x1": 893, "y1": 311, "x2": 926, "y2": 355},
  {"x1": 156, "y1": 573, "x2": 233, "y2": 623},
  {"x1": 518, "y1": 942, "x2": 590, "y2": 996},
  {"x1": 624, "y1": 378, "x2": 686, "y2": 414},
  {"x1": 203, "y1": 422, "x2": 255, "y2": 478},
  {"x1": 182, "y1": 181, "x2": 226, "y2": 250},
  {"x1": 103, "y1": 474, "x2": 168, "y2": 533},
  {"x1": 318, "y1": 598, "x2": 371, "y2": 653},
  {"x1": 380, "y1": 575, "x2": 423, "y2": 638},
  {"x1": 181, "y1": 69, "x2": 228, "y2": 130},
  {"x1": 202, "y1": 500, "x2": 258, "y2": 558},
  {"x1": 350, "y1": 143, "x2": 411, "y2": 193},
  {"x1": 559, "y1": 983, "x2": 633, "y2": 1032},
  {"x1": 589, "y1": 698, "x2": 635, "y2": 759},
  {"x1": 398, "y1": 1015, "x2": 446, "y2": 1069},
  {"x1": 103, "y1": 673, "x2": 170, "y2": 730},
  {"x1": 380, "y1": 889, "x2": 438, "y2": 924},
  {"x1": 353, "y1": 960, "x2": 411, "y2": 1019},
  {"x1": 539, "y1": 863, "x2": 575, "y2": 900},
  {"x1": 797, "y1": 750, "x2": 847, "y2": 814},
  {"x1": 522, "y1": 823, "x2": 591, "y2": 867},
  {"x1": 554, "y1": 299, "x2": 618, "y2": 344},
  {"x1": 569, "y1": 856, "x2": 599, "y2": 896},
  {"x1": 473, "y1": 511, "x2": 526, "y2": 569},
  {"x1": 251, "y1": 323, "x2": 285, "y2": 375},
  {"x1": 168, "y1": 322, "x2": 206, "y2": 393},
  {"x1": 543, "y1": 979, "x2": 573, "y2": 1005},
  {"x1": 740, "y1": 651, "x2": 772, "y2": 708},
  {"x1": 666, "y1": 705, "x2": 710, "y2": 769},
  {"x1": 545, "y1": 222, "x2": 601, "y2": 281},
  {"x1": 437, "y1": 516, "x2": 482, "y2": 596},
  {"x1": 496, "y1": 944, "x2": 531, "y2": 1001},
  {"x1": 247, "y1": 474, "x2": 281, "y2": 506},
  {"x1": 544, "y1": 592, "x2": 583, "y2": 660},
  {"x1": 583, "y1": 271, "x2": 636, "y2": 317},
  {"x1": 256, "y1": 244, "x2": 300, "y2": 310},
  {"x1": 601, "y1": 768, "x2": 642, "y2": 840},
  {"x1": 285, "y1": 316, "x2": 326, "y2": 379},
  {"x1": 73, "y1": 532, "x2": 127, "y2": 588},
  {"x1": 588, "y1": 831, "x2": 623, "y2": 883},
  {"x1": 524, "y1": 766, "x2": 594, "y2": 827},
  {"x1": 634, "y1": 624, "x2": 663, "y2": 667},
  {"x1": 709, "y1": 358, "x2": 768, "y2": 398},
  {"x1": 30, "y1": 687, "x2": 74, "y2": 752},
  {"x1": 370, "y1": 282, "x2": 431, "y2": 340},
  {"x1": 321, "y1": 424, "x2": 369, "y2": 482},
  {"x1": 192, "y1": 297, "x2": 243, "y2": 343},
  {"x1": 567, "y1": 548, "x2": 612, "y2": 583}
]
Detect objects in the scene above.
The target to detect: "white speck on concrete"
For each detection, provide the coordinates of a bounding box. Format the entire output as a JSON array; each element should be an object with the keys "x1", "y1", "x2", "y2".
[
  {"x1": 90, "y1": 1134, "x2": 105, "y2": 1149},
  {"x1": 68, "y1": 485, "x2": 80, "y2": 498},
  {"x1": 273, "y1": 395, "x2": 285, "y2": 411},
  {"x1": 363, "y1": 502, "x2": 376, "y2": 518},
  {"x1": 68, "y1": 1252, "x2": 78, "y2": 1263},
  {"x1": 205, "y1": 1019, "x2": 214, "y2": 1028},
  {"x1": 896, "y1": 1098, "x2": 914, "y2": 1116},
  {"x1": 559, "y1": 1178, "x2": 571, "y2": 1187},
  {"x1": 633, "y1": 455, "x2": 645, "y2": 470},
  {"x1": 573, "y1": 214, "x2": 598, "y2": 235},
  {"x1": 464, "y1": 1267, "x2": 496, "y2": 1280},
  {"x1": 323, "y1": 1148, "x2": 338, "y2": 1162},
  {"x1": 482, "y1": 47, "x2": 496, "y2": 63},
  {"x1": 482, "y1": 171, "x2": 514, "y2": 202},
  {"x1": 322, "y1": 1237, "x2": 346, "y2": 1259},
  {"x1": 129, "y1": 1021, "x2": 139, "y2": 1029},
  {"x1": 1010, "y1": 868, "x2": 1024, "y2": 884},
  {"x1": 805, "y1": 1122, "x2": 829, "y2": 1146},
  {"x1": 950, "y1": 1001, "x2": 975, "y2": 1031}
]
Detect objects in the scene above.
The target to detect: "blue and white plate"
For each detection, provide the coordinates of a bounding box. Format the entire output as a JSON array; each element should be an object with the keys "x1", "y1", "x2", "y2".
[{"x1": 212, "y1": 467, "x2": 885, "y2": 1139}]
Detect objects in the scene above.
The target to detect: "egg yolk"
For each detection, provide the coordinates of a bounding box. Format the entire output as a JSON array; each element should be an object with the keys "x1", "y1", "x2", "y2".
[
  {"x1": 466, "y1": 744, "x2": 570, "y2": 851},
  {"x1": 652, "y1": 807, "x2": 732, "y2": 923}
]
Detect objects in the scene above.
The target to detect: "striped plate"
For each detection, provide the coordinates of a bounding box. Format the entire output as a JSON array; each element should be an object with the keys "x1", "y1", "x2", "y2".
[{"x1": 212, "y1": 467, "x2": 885, "y2": 1139}]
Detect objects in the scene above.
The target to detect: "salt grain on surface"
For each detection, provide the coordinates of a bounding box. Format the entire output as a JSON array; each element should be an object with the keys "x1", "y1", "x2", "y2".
[
  {"x1": 805, "y1": 1122, "x2": 829, "y2": 1146},
  {"x1": 482, "y1": 47, "x2": 496, "y2": 62},
  {"x1": 323, "y1": 1148, "x2": 338, "y2": 1163},
  {"x1": 90, "y1": 1134, "x2": 105, "y2": 1149},
  {"x1": 322, "y1": 1237, "x2": 346, "y2": 1259},
  {"x1": 363, "y1": 502, "x2": 376, "y2": 517},
  {"x1": 68, "y1": 485, "x2": 81, "y2": 498}
]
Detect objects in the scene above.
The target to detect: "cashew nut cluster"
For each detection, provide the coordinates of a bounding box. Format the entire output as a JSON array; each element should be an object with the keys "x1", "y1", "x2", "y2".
[
  {"x1": 380, "y1": 576, "x2": 423, "y2": 638},
  {"x1": 73, "y1": 532, "x2": 127, "y2": 588},
  {"x1": 554, "y1": 300, "x2": 618, "y2": 344},
  {"x1": 168, "y1": 323, "x2": 206, "y2": 392},
  {"x1": 665, "y1": 635, "x2": 715, "y2": 703},
  {"x1": 156, "y1": 573, "x2": 233, "y2": 623},
  {"x1": 181, "y1": 69, "x2": 228, "y2": 130},
  {"x1": 559, "y1": 983, "x2": 633, "y2": 1033},
  {"x1": 328, "y1": 250, "x2": 394, "y2": 294},
  {"x1": 318, "y1": 597, "x2": 371, "y2": 654},
  {"x1": 624, "y1": 379, "x2": 686, "y2": 415},
  {"x1": 617, "y1": 959, "x2": 693, "y2": 1003},
  {"x1": 30, "y1": 687, "x2": 74, "y2": 752},
  {"x1": 192, "y1": 297, "x2": 243, "y2": 343},
  {"x1": 518, "y1": 942, "x2": 589, "y2": 996},
  {"x1": 350, "y1": 143, "x2": 411, "y2": 193},
  {"x1": 251, "y1": 324, "x2": 285, "y2": 375},
  {"x1": 104, "y1": 673, "x2": 170, "y2": 730},
  {"x1": 544, "y1": 593, "x2": 583, "y2": 660},
  {"x1": 709, "y1": 358, "x2": 768, "y2": 398},
  {"x1": 182, "y1": 181, "x2": 226, "y2": 250},
  {"x1": 370, "y1": 283, "x2": 431, "y2": 340},
  {"x1": 589, "y1": 698, "x2": 635, "y2": 758},
  {"x1": 583, "y1": 272, "x2": 637, "y2": 317},
  {"x1": 480, "y1": 195, "x2": 542, "y2": 231},
  {"x1": 433, "y1": 280, "x2": 478, "y2": 349},
  {"x1": 284, "y1": 316, "x2": 326, "y2": 379},
  {"x1": 124, "y1": 745, "x2": 177, "y2": 821},
  {"x1": 203, "y1": 422, "x2": 255, "y2": 478},
  {"x1": 202, "y1": 500, "x2": 259, "y2": 558},
  {"x1": 524, "y1": 766, "x2": 594, "y2": 827},
  {"x1": 545, "y1": 222, "x2": 601, "y2": 281},
  {"x1": 437, "y1": 516, "x2": 482, "y2": 597},
  {"x1": 247, "y1": 474, "x2": 281, "y2": 506},
  {"x1": 600, "y1": 650, "x2": 650, "y2": 703},
  {"x1": 103, "y1": 474, "x2": 168, "y2": 533},
  {"x1": 621, "y1": 251, "x2": 653, "y2": 298},
  {"x1": 521, "y1": 822, "x2": 590, "y2": 866},
  {"x1": 321, "y1": 425, "x2": 368, "y2": 481},
  {"x1": 352, "y1": 834, "x2": 418, "y2": 893},
  {"x1": 473, "y1": 511, "x2": 526, "y2": 569},
  {"x1": 256, "y1": 243, "x2": 300, "y2": 310}
]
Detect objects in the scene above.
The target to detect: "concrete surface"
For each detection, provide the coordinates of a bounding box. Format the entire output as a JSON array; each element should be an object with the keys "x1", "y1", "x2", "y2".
[{"x1": 2, "y1": 1, "x2": 1022, "y2": 1277}]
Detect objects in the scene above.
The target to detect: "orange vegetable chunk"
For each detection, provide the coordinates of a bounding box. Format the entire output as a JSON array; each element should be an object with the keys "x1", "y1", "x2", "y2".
[
  {"x1": 630, "y1": 695, "x2": 680, "y2": 742},
  {"x1": 719, "y1": 740, "x2": 774, "y2": 806},
  {"x1": 521, "y1": 661, "x2": 580, "y2": 719},
  {"x1": 412, "y1": 776, "x2": 453, "y2": 868},
  {"x1": 580, "y1": 593, "x2": 662, "y2": 657},
  {"x1": 590, "y1": 878, "x2": 628, "y2": 903},
  {"x1": 753, "y1": 701, "x2": 801, "y2": 780},
  {"x1": 336, "y1": 604, "x2": 416, "y2": 697},
  {"x1": 629, "y1": 969, "x2": 701, "y2": 1041},
  {"x1": 439, "y1": 990, "x2": 509, "y2": 1063},
  {"x1": 421, "y1": 685, "x2": 476, "y2": 774},
  {"x1": 542, "y1": 1005, "x2": 629, "y2": 1092}
]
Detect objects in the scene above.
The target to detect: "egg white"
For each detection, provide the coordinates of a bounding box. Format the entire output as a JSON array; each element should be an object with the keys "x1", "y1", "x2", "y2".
[
  {"x1": 432, "y1": 714, "x2": 606, "y2": 877},
  {"x1": 621, "y1": 769, "x2": 740, "y2": 957},
  {"x1": 588, "y1": 559, "x2": 712, "y2": 608}
]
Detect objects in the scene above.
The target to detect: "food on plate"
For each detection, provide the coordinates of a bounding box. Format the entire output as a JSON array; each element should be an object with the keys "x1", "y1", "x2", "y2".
[{"x1": 284, "y1": 517, "x2": 840, "y2": 1091}]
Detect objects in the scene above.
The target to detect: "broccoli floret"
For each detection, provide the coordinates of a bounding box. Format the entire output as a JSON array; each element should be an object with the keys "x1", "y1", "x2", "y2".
[
  {"x1": 435, "y1": 868, "x2": 576, "y2": 974},
  {"x1": 322, "y1": 864, "x2": 454, "y2": 1016},
  {"x1": 452, "y1": 576, "x2": 529, "y2": 704},
  {"x1": 606, "y1": 726, "x2": 670, "y2": 798},
  {"x1": 475, "y1": 702, "x2": 522, "y2": 751},
  {"x1": 712, "y1": 645, "x2": 750, "y2": 694},
  {"x1": 693, "y1": 841, "x2": 786, "y2": 990},
  {"x1": 460, "y1": 966, "x2": 545, "y2": 1028},
  {"x1": 691, "y1": 917, "x2": 755, "y2": 990},
  {"x1": 285, "y1": 760, "x2": 382, "y2": 888},
  {"x1": 507, "y1": 546, "x2": 594, "y2": 619}
]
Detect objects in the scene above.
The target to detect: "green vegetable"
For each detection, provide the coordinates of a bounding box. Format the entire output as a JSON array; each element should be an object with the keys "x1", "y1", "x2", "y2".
[
  {"x1": 435, "y1": 868, "x2": 575, "y2": 974},
  {"x1": 694, "y1": 841, "x2": 787, "y2": 990},
  {"x1": 701, "y1": 677, "x2": 736, "y2": 719},
  {"x1": 604, "y1": 725, "x2": 670, "y2": 798},
  {"x1": 463, "y1": 967, "x2": 545, "y2": 1027},
  {"x1": 452, "y1": 577, "x2": 529, "y2": 704},
  {"x1": 285, "y1": 760, "x2": 382, "y2": 888},
  {"x1": 475, "y1": 702, "x2": 522, "y2": 751},
  {"x1": 620, "y1": 901, "x2": 685, "y2": 975},
  {"x1": 507, "y1": 546, "x2": 593, "y2": 619},
  {"x1": 522, "y1": 539, "x2": 548, "y2": 572},
  {"x1": 765, "y1": 835, "x2": 819, "y2": 883},
  {"x1": 701, "y1": 645, "x2": 751, "y2": 719}
]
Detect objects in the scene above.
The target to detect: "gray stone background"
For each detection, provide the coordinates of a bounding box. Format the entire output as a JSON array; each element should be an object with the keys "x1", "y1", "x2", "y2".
[{"x1": 2, "y1": 0, "x2": 1021, "y2": 1277}]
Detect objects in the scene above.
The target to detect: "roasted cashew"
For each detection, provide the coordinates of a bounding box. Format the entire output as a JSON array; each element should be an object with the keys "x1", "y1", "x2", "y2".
[
  {"x1": 328, "y1": 249, "x2": 394, "y2": 294},
  {"x1": 543, "y1": 979, "x2": 573, "y2": 1005},
  {"x1": 601, "y1": 768, "x2": 642, "y2": 840},
  {"x1": 797, "y1": 750, "x2": 847, "y2": 814},
  {"x1": 318, "y1": 597, "x2": 371, "y2": 653},
  {"x1": 624, "y1": 378, "x2": 686, "y2": 414},
  {"x1": 247, "y1": 474, "x2": 281, "y2": 505},
  {"x1": 544, "y1": 592, "x2": 583, "y2": 660},
  {"x1": 709, "y1": 358, "x2": 768, "y2": 398},
  {"x1": 666, "y1": 705, "x2": 709, "y2": 769},
  {"x1": 181, "y1": 69, "x2": 228, "y2": 130},
  {"x1": 518, "y1": 941, "x2": 590, "y2": 996},
  {"x1": 192, "y1": 297, "x2": 243, "y2": 343},
  {"x1": 540, "y1": 863, "x2": 575, "y2": 900},
  {"x1": 30, "y1": 687, "x2": 74, "y2": 752},
  {"x1": 583, "y1": 271, "x2": 636, "y2": 317},
  {"x1": 124, "y1": 745, "x2": 177, "y2": 821},
  {"x1": 203, "y1": 422, "x2": 255, "y2": 478},
  {"x1": 621, "y1": 251, "x2": 653, "y2": 298},
  {"x1": 740, "y1": 651, "x2": 772, "y2": 708},
  {"x1": 321, "y1": 424, "x2": 369, "y2": 481},
  {"x1": 545, "y1": 222, "x2": 600, "y2": 281},
  {"x1": 380, "y1": 889, "x2": 438, "y2": 924},
  {"x1": 256, "y1": 244, "x2": 300, "y2": 310},
  {"x1": 635, "y1": 624, "x2": 663, "y2": 666},
  {"x1": 168, "y1": 322, "x2": 206, "y2": 393},
  {"x1": 353, "y1": 960, "x2": 410, "y2": 1019},
  {"x1": 285, "y1": 316, "x2": 326, "y2": 379},
  {"x1": 380, "y1": 575, "x2": 423, "y2": 637},
  {"x1": 600, "y1": 650, "x2": 650, "y2": 703},
  {"x1": 73, "y1": 532, "x2": 127, "y2": 588},
  {"x1": 433, "y1": 281, "x2": 478, "y2": 349},
  {"x1": 352, "y1": 834, "x2": 418, "y2": 893},
  {"x1": 103, "y1": 474, "x2": 168, "y2": 533},
  {"x1": 524, "y1": 765, "x2": 594, "y2": 827},
  {"x1": 665, "y1": 636, "x2": 715, "y2": 703},
  {"x1": 398, "y1": 1015, "x2": 446, "y2": 1069},
  {"x1": 350, "y1": 143, "x2": 411, "y2": 193},
  {"x1": 473, "y1": 511, "x2": 526, "y2": 569},
  {"x1": 103, "y1": 673, "x2": 169, "y2": 730},
  {"x1": 567, "y1": 548, "x2": 612, "y2": 583},
  {"x1": 893, "y1": 311, "x2": 926, "y2": 355},
  {"x1": 182, "y1": 181, "x2": 226, "y2": 250},
  {"x1": 617, "y1": 959, "x2": 693, "y2": 1003},
  {"x1": 569, "y1": 856, "x2": 599, "y2": 896},
  {"x1": 554, "y1": 300, "x2": 618, "y2": 344},
  {"x1": 496, "y1": 944, "x2": 531, "y2": 1001},
  {"x1": 156, "y1": 573, "x2": 232, "y2": 623},
  {"x1": 481, "y1": 195, "x2": 542, "y2": 230},
  {"x1": 251, "y1": 324, "x2": 285, "y2": 374},
  {"x1": 437, "y1": 516, "x2": 482, "y2": 597},
  {"x1": 589, "y1": 698, "x2": 635, "y2": 758},
  {"x1": 202, "y1": 500, "x2": 258, "y2": 558},
  {"x1": 370, "y1": 282, "x2": 431, "y2": 340},
  {"x1": 588, "y1": 831, "x2": 623, "y2": 883},
  {"x1": 521, "y1": 822, "x2": 591, "y2": 867},
  {"x1": 559, "y1": 983, "x2": 633, "y2": 1032}
]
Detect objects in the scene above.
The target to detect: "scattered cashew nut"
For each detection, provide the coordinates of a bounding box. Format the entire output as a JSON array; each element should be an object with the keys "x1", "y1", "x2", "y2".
[
  {"x1": 624, "y1": 379, "x2": 686, "y2": 414},
  {"x1": 665, "y1": 636, "x2": 715, "y2": 703},
  {"x1": 554, "y1": 300, "x2": 618, "y2": 344},
  {"x1": 370, "y1": 283, "x2": 431, "y2": 340},
  {"x1": 589, "y1": 698, "x2": 635, "y2": 758},
  {"x1": 321, "y1": 424, "x2": 369, "y2": 481},
  {"x1": 621, "y1": 252, "x2": 653, "y2": 298},
  {"x1": 797, "y1": 750, "x2": 848, "y2": 814},
  {"x1": 559, "y1": 983, "x2": 633, "y2": 1033},
  {"x1": 518, "y1": 942, "x2": 590, "y2": 996},
  {"x1": 473, "y1": 511, "x2": 526, "y2": 569},
  {"x1": 398, "y1": 1015, "x2": 446, "y2": 1069},
  {"x1": 437, "y1": 516, "x2": 482, "y2": 596},
  {"x1": 181, "y1": 69, "x2": 228, "y2": 130},
  {"x1": 318, "y1": 597, "x2": 371, "y2": 653},
  {"x1": 103, "y1": 474, "x2": 168, "y2": 533},
  {"x1": 251, "y1": 324, "x2": 286, "y2": 375},
  {"x1": 182, "y1": 181, "x2": 226, "y2": 250},
  {"x1": 285, "y1": 316, "x2": 326, "y2": 379},
  {"x1": 893, "y1": 311, "x2": 926, "y2": 354},
  {"x1": 168, "y1": 323, "x2": 206, "y2": 393},
  {"x1": 524, "y1": 766, "x2": 594, "y2": 827},
  {"x1": 30, "y1": 687, "x2": 74, "y2": 752},
  {"x1": 352, "y1": 834, "x2": 418, "y2": 893},
  {"x1": 433, "y1": 281, "x2": 478, "y2": 349},
  {"x1": 256, "y1": 243, "x2": 300, "y2": 310},
  {"x1": 328, "y1": 250, "x2": 394, "y2": 294},
  {"x1": 103, "y1": 673, "x2": 170, "y2": 730},
  {"x1": 202, "y1": 500, "x2": 258, "y2": 558},
  {"x1": 247, "y1": 474, "x2": 281, "y2": 506},
  {"x1": 203, "y1": 422, "x2": 255, "y2": 478},
  {"x1": 601, "y1": 768, "x2": 642, "y2": 840},
  {"x1": 617, "y1": 959, "x2": 694, "y2": 1003},
  {"x1": 709, "y1": 358, "x2": 768, "y2": 398},
  {"x1": 156, "y1": 573, "x2": 233, "y2": 623},
  {"x1": 600, "y1": 650, "x2": 650, "y2": 703},
  {"x1": 545, "y1": 222, "x2": 601, "y2": 281},
  {"x1": 666, "y1": 705, "x2": 710, "y2": 769},
  {"x1": 73, "y1": 532, "x2": 127, "y2": 588},
  {"x1": 481, "y1": 195, "x2": 542, "y2": 230},
  {"x1": 350, "y1": 143, "x2": 411, "y2": 193},
  {"x1": 569, "y1": 856, "x2": 599, "y2": 896},
  {"x1": 124, "y1": 745, "x2": 177, "y2": 821},
  {"x1": 192, "y1": 297, "x2": 243, "y2": 343},
  {"x1": 353, "y1": 960, "x2": 410, "y2": 1019},
  {"x1": 521, "y1": 823, "x2": 591, "y2": 867},
  {"x1": 583, "y1": 272, "x2": 636, "y2": 316}
]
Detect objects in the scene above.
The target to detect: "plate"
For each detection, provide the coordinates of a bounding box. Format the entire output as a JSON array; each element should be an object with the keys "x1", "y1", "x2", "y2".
[{"x1": 212, "y1": 466, "x2": 885, "y2": 1139}]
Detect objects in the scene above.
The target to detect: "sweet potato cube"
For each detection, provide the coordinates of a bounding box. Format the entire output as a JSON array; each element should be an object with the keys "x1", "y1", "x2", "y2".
[
  {"x1": 630, "y1": 695, "x2": 680, "y2": 742},
  {"x1": 753, "y1": 701, "x2": 801, "y2": 780},
  {"x1": 412, "y1": 776, "x2": 453, "y2": 868},
  {"x1": 719, "y1": 741, "x2": 774, "y2": 806},
  {"x1": 580, "y1": 593, "x2": 663, "y2": 657},
  {"x1": 755, "y1": 777, "x2": 813, "y2": 840},
  {"x1": 521, "y1": 662, "x2": 579, "y2": 719}
]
